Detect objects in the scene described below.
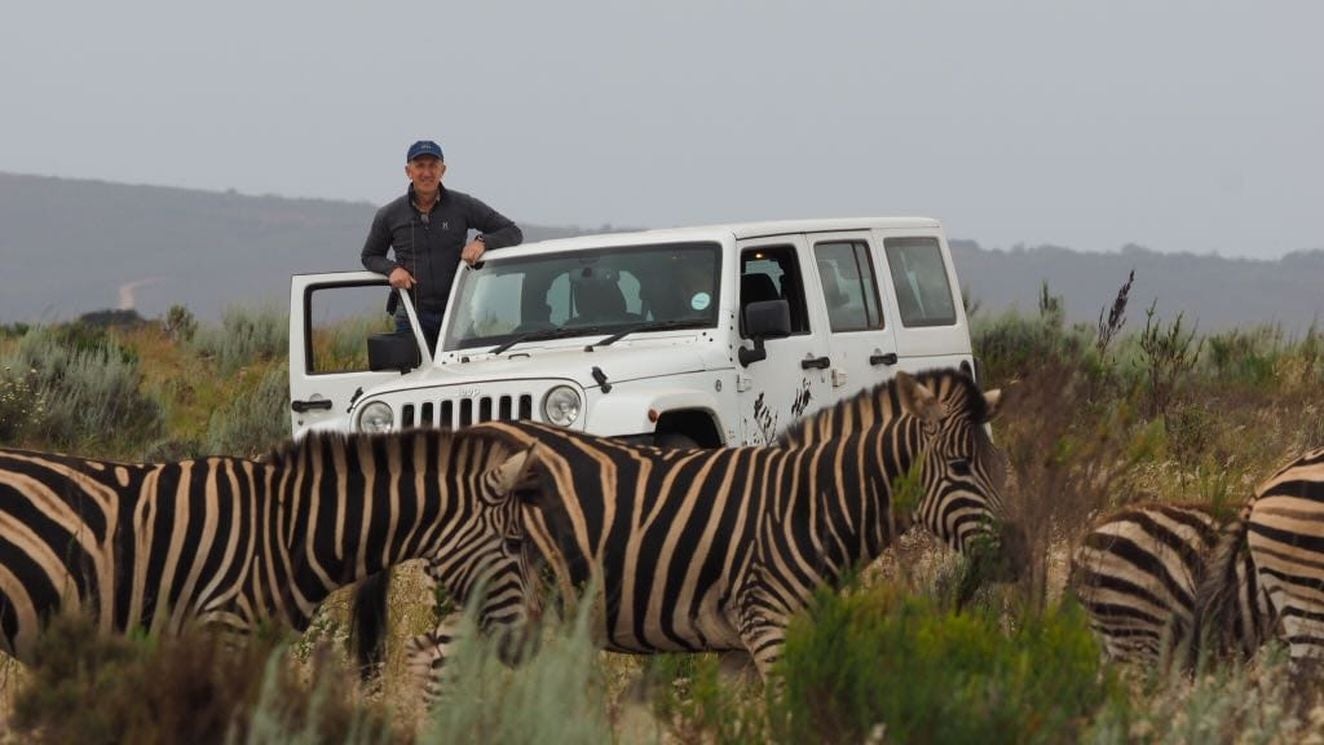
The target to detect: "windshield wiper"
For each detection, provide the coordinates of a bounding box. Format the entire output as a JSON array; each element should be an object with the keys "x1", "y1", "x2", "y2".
[
  {"x1": 588, "y1": 319, "x2": 709, "y2": 350},
  {"x1": 489, "y1": 326, "x2": 610, "y2": 356}
]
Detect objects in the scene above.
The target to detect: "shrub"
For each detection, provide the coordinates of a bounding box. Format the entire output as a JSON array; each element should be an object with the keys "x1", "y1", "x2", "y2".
[
  {"x1": 9, "y1": 614, "x2": 404, "y2": 745},
  {"x1": 420, "y1": 596, "x2": 614, "y2": 744},
  {"x1": 2, "y1": 325, "x2": 163, "y2": 451},
  {"x1": 204, "y1": 364, "x2": 291, "y2": 457},
  {"x1": 0, "y1": 366, "x2": 46, "y2": 443},
  {"x1": 1087, "y1": 644, "x2": 1323, "y2": 743},
  {"x1": 772, "y1": 588, "x2": 1113, "y2": 745},
  {"x1": 163, "y1": 303, "x2": 198, "y2": 343},
  {"x1": 191, "y1": 306, "x2": 289, "y2": 377},
  {"x1": 1137, "y1": 301, "x2": 1203, "y2": 419}
]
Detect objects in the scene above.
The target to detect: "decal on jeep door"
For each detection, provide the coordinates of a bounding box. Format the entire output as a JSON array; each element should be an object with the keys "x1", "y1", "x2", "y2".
[
  {"x1": 790, "y1": 378, "x2": 812, "y2": 418},
  {"x1": 749, "y1": 391, "x2": 779, "y2": 445}
]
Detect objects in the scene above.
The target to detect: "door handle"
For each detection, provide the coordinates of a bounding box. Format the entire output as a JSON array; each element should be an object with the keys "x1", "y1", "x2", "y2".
[
  {"x1": 801, "y1": 356, "x2": 831, "y2": 370},
  {"x1": 870, "y1": 352, "x2": 899, "y2": 366},
  {"x1": 291, "y1": 399, "x2": 334, "y2": 413}
]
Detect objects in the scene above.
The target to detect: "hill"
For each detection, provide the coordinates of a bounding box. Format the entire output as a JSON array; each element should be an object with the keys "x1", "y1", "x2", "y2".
[{"x1": 2, "y1": 171, "x2": 1321, "y2": 332}]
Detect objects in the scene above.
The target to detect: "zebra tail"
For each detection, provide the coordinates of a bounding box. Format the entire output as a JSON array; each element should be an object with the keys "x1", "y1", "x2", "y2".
[
  {"x1": 1192, "y1": 504, "x2": 1252, "y2": 669},
  {"x1": 351, "y1": 570, "x2": 392, "y2": 681}
]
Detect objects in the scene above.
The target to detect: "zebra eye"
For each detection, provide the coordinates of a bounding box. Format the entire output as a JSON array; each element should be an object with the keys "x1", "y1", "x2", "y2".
[{"x1": 949, "y1": 459, "x2": 972, "y2": 477}]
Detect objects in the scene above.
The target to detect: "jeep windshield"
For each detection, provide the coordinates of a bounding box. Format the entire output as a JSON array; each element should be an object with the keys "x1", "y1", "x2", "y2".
[{"x1": 442, "y1": 241, "x2": 722, "y2": 352}]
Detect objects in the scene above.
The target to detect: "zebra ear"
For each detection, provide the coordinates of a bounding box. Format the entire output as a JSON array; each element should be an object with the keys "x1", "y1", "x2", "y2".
[
  {"x1": 895, "y1": 371, "x2": 944, "y2": 425},
  {"x1": 983, "y1": 389, "x2": 1003, "y2": 422},
  {"x1": 491, "y1": 445, "x2": 540, "y2": 500}
]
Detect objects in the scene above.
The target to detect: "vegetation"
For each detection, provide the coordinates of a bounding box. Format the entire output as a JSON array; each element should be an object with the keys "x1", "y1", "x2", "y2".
[{"x1": 0, "y1": 280, "x2": 1321, "y2": 742}]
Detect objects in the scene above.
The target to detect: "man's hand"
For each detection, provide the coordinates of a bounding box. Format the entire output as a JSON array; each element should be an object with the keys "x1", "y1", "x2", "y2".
[
  {"x1": 388, "y1": 267, "x2": 415, "y2": 289},
  {"x1": 461, "y1": 239, "x2": 487, "y2": 266}
]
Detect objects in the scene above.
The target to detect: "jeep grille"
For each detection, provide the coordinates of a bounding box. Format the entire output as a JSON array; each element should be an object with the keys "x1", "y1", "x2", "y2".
[{"x1": 400, "y1": 393, "x2": 535, "y2": 429}]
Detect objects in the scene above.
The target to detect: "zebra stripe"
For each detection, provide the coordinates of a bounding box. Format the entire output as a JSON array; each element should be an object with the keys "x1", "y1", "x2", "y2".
[
  {"x1": 470, "y1": 368, "x2": 1014, "y2": 678},
  {"x1": 1071, "y1": 502, "x2": 1272, "y2": 668},
  {"x1": 1198, "y1": 447, "x2": 1324, "y2": 667},
  {"x1": 0, "y1": 429, "x2": 534, "y2": 666}
]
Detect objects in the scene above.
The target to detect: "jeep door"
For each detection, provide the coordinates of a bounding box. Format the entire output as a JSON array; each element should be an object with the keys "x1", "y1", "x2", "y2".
[
  {"x1": 870, "y1": 228, "x2": 975, "y2": 377},
  {"x1": 734, "y1": 236, "x2": 833, "y2": 445},
  {"x1": 805, "y1": 231, "x2": 901, "y2": 399},
  {"x1": 288, "y1": 271, "x2": 426, "y2": 436}
]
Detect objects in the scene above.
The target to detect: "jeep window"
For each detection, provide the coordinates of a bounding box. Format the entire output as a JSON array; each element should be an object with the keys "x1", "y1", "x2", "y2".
[
  {"x1": 884, "y1": 237, "x2": 957, "y2": 327},
  {"x1": 814, "y1": 240, "x2": 884, "y2": 332},
  {"x1": 442, "y1": 241, "x2": 721, "y2": 351},
  {"x1": 740, "y1": 245, "x2": 811, "y2": 336},
  {"x1": 305, "y1": 283, "x2": 396, "y2": 374}
]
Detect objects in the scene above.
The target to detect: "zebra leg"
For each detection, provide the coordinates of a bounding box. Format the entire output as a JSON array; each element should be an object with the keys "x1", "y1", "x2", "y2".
[
  {"x1": 404, "y1": 611, "x2": 465, "y2": 704},
  {"x1": 404, "y1": 611, "x2": 536, "y2": 705}
]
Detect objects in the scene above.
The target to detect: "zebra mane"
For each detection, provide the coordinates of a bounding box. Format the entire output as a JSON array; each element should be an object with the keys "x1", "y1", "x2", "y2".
[
  {"x1": 1192, "y1": 501, "x2": 1254, "y2": 662},
  {"x1": 262, "y1": 428, "x2": 460, "y2": 469},
  {"x1": 777, "y1": 367, "x2": 987, "y2": 446}
]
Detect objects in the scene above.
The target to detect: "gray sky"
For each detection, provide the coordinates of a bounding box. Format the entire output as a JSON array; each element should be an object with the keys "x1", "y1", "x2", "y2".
[{"x1": 2, "y1": 0, "x2": 1321, "y2": 259}]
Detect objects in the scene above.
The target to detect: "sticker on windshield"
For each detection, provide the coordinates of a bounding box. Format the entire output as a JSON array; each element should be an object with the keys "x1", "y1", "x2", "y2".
[{"x1": 691, "y1": 292, "x2": 711, "y2": 311}]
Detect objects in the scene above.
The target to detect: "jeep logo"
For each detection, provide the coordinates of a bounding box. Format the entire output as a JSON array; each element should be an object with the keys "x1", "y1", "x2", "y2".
[{"x1": 457, "y1": 386, "x2": 481, "y2": 398}]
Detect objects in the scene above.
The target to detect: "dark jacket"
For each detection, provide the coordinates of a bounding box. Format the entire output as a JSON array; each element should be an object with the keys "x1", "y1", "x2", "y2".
[{"x1": 360, "y1": 185, "x2": 522, "y2": 312}]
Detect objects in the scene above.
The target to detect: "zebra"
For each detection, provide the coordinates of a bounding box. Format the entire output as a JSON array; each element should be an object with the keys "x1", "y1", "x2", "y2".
[
  {"x1": 357, "y1": 368, "x2": 1020, "y2": 687},
  {"x1": 1070, "y1": 502, "x2": 1272, "y2": 669},
  {"x1": 0, "y1": 428, "x2": 537, "y2": 669},
  {"x1": 1197, "y1": 447, "x2": 1324, "y2": 671}
]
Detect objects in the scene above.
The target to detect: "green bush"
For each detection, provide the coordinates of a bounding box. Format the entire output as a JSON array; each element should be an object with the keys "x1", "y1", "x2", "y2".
[
  {"x1": 191, "y1": 306, "x2": 289, "y2": 377},
  {"x1": 2, "y1": 325, "x2": 163, "y2": 451},
  {"x1": 205, "y1": 364, "x2": 291, "y2": 457},
  {"x1": 772, "y1": 587, "x2": 1114, "y2": 745}
]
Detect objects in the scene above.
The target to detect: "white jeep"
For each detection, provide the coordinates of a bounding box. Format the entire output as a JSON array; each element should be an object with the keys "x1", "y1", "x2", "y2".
[{"x1": 288, "y1": 217, "x2": 977, "y2": 446}]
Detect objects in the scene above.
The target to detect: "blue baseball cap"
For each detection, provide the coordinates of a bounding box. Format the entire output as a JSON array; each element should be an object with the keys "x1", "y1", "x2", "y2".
[{"x1": 406, "y1": 140, "x2": 444, "y2": 162}]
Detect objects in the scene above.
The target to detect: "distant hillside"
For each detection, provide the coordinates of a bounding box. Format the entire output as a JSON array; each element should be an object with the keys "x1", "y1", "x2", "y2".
[
  {"x1": 1, "y1": 171, "x2": 1321, "y2": 332},
  {"x1": 950, "y1": 240, "x2": 1324, "y2": 334},
  {"x1": 0, "y1": 172, "x2": 596, "y2": 323}
]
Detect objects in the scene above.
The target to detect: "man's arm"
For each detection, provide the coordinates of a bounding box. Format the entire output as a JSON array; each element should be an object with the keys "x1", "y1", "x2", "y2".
[
  {"x1": 360, "y1": 209, "x2": 399, "y2": 275},
  {"x1": 465, "y1": 195, "x2": 523, "y2": 249}
]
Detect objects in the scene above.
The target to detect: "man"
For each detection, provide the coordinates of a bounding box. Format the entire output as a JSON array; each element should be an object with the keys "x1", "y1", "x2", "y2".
[{"x1": 361, "y1": 140, "x2": 523, "y2": 351}]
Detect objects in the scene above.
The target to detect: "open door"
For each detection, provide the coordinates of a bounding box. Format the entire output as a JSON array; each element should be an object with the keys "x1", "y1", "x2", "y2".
[{"x1": 288, "y1": 271, "x2": 429, "y2": 437}]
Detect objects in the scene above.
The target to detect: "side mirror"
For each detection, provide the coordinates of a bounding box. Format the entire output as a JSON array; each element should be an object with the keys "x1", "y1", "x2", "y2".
[
  {"x1": 739, "y1": 299, "x2": 791, "y2": 367},
  {"x1": 368, "y1": 332, "x2": 421, "y2": 373}
]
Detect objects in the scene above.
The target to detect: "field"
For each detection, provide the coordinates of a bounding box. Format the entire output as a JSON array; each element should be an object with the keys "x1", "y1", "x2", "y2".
[{"x1": 1, "y1": 288, "x2": 1323, "y2": 744}]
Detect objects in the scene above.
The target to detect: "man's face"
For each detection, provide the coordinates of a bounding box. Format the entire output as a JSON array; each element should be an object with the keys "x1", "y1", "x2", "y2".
[{"x1": 405, "y1": 156, "x2": 445, "y2": 193}]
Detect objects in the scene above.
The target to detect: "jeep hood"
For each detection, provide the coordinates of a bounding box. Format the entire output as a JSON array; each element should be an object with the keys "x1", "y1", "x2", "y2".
[{"x1": 417, "y1": 344, "x2": 711, "y2": 388}]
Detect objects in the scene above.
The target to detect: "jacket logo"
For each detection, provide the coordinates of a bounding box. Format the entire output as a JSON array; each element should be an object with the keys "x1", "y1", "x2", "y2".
[{"x1": 441, "y1": 221, "x2": 449, "y2": 231}]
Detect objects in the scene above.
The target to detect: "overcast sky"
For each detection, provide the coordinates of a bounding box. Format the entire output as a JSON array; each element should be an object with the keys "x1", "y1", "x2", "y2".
[{"x1": 2, "y1": 1, "x2": 1320, "y2": 259}]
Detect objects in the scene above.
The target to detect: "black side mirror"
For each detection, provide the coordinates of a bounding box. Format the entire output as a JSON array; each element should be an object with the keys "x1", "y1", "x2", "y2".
[
  {"x1": 739, "y1": 299, "x2": 791, "y2": 367},
  {"x1": 368, "y1": 332, "x2": 421, "y2": 373}
]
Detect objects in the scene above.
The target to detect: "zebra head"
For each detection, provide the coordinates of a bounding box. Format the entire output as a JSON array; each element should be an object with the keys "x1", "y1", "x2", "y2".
[
  {"x1": 460, "y1": 443, "x2": 544, "y2": 662},
  {"x1": 893, "y1": 370, "x2": 1025, "y2": 580}
]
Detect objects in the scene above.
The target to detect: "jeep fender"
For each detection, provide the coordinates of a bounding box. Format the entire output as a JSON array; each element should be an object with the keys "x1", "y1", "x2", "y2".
[{"x1": 584, "y1": 388, "x2": 725, "y2": 444}]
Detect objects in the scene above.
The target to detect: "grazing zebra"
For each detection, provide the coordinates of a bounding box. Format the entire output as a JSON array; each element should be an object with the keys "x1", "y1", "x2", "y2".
[
  {"x1": 357, "y1": 368, "x2": 1019, "y2": 687},
  {"x1": 0, "y1": 429, "x2": 536, "y2": 666},
  {"x1": 1070, "y1": 502, "x2": 1272, "y2": 668},
  {"x1": 1198, "y1": 447, "x2": 1324, "y2": 670}
]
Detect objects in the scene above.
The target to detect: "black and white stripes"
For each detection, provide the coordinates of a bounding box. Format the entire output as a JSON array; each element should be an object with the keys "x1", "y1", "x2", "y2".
[{"x1": 0, "y1": 429, "x2": 534, "y2": 665}]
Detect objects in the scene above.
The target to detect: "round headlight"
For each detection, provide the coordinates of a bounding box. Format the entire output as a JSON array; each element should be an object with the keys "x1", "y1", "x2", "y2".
[
  {"x1": 541, "y1": 386, "x2": 582, "y2": 427},
  {"x1": 357, "y1": 401, "x2": 394, "y2": 433}
]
